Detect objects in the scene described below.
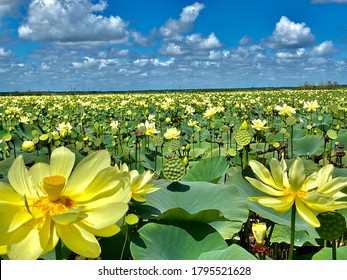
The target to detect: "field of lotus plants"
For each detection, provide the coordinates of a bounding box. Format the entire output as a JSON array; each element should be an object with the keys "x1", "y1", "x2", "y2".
[{"x1": 0, "y1": 88, "x2": 347, "y2": 260}]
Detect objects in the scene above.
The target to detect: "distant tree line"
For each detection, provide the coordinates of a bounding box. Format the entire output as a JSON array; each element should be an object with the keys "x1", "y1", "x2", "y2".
[{"x1": 298, "y1": 80, "x2": 341, "y2": 90}]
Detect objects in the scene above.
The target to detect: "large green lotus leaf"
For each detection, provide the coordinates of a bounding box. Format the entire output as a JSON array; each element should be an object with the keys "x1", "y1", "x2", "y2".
[
  {"x1": 182, "y1": 156, "x2": 230, "y2": 183},
  {"x1": 181, "y1": 125, "x2": 193, "y2": 136},
  {"x1": 292, "y1": 126, "x2": 308, "y2": 139},
  {"x1": 270, "y1": 224, "x2": 319, "y2": 246},
  {"x1": 333, "y1": 162, "x2": 347, "y2": 176},
  {"x1": 234, "y1": 173, "x2": 319, "y2": 237},
  {"x1": 198, "y1": 244, "x2": 257, "y2": 260},
  {"x1": 130, "y1": 222, "x2": 227, "y2": 260},
  {"x1": 209, "y1": 221, "x2": 244, "y2": 239},
  {"x1": 335, "y1": 129, "x2": 347, "y2": 147},
  {"x1": 292, "y1": 135, "x2": 324, "y2": 156},
  {"x1": 312, "y1": 246, "x2": 347, "y2": 260},
  {"x1": 15, "y1": 123, "x2": 44, "y2": 140},
  {"x1": 133, "y1": 180, "x2": 249, "y2": 223},
  {"x1": 190, "y1": 147, "x2": 208, "y2": 159},
  {"x1": 313, "y1": 114, "x2": 332, "y2": 127},
  {"x1": 155, "y1": 208, "x2": 225, "y2": 223}
]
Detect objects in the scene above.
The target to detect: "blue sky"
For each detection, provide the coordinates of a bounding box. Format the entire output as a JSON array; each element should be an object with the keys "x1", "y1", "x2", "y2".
[{"x1": 0, "y1": 0, "x2": 347, "y2": 91}]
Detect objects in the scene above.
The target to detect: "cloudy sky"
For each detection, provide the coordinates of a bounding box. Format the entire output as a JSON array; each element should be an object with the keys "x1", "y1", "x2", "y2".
[{"x1": 0, "y1": 0, "x2": 347, "y2": 91}]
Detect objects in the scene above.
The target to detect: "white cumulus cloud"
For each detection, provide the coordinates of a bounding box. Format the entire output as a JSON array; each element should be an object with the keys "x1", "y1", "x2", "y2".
[
  {"x1": 159, "y1": 43, "x2": 184, "y2": 55},
  {"x1": 186, "y1": 33, "x2": 221, "y2": 49},
  {"x1": 0, "y1": 47, "x2": 12, "y2": 56},
  {"x1": 265, "y1": 16, "x2": 315, "y2": 48},
  {"x1": 198, "y1": 33, "x2": 221, "y2": 49},
  {"x1": 18, "y1": 0, "x2": 129, "y2": 43},
  {"x1": 239, "y1": 35, "x2": 254, "y2": 46},
  {"x1": 160, "y1": 2, "x2": 205, "y2": 37},
  {"x1": 0, "y1": 0, "x2": 27, "y2": 17},
  {"x1": 311, "y1": 40, "x2": 337, "y2": 56},
  {"x1": 71, "y1": 56, "x2": 98, "y2": 69}
]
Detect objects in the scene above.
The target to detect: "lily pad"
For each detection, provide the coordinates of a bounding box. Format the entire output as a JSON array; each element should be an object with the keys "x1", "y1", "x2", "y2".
[
  {"x1": 198, "y1": 244, "x2": 257, "y2": 260},
  {"x1": 182, "y1": 156, "x2": 230, "y2": 183},
  {"x1": 132, "y1": 180, "x2": 249, "y2": 224},
  {"x1": 270, "y1": 224, "x2": 319, "y2": 246},
  {"x1": 293, "y1": 135, "x2": 325, "y2": 156},
  {"x1": 130, "y1": 222, "x2": 227, "y2": 260},
  {"x1": 209, "y1": 221, "x2": 244, "y2": 239},
  {"x1": 312, "y1": 246, "x2": 347, "y2": 260}
]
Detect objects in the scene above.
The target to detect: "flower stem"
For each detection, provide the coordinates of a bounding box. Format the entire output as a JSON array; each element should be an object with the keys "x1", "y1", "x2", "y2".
[
  {"x1": 332, "y1": 239, "x2": 337, "y2": 260},
  {"x1": 120, "y1": 225, "x2": 129, "y2": 260},
  {"x1": 290, "y1": 126, "x2": 294, "y2": 159},
  {"x1": 55, "y1": 239, "x2": 63, "y2": 260},
  {"x1": 289, "y1": 204, "x2": 296, "y2": 260},
  {"x1": 154, "y1": 146, "x2": 157, "y2": 172}
]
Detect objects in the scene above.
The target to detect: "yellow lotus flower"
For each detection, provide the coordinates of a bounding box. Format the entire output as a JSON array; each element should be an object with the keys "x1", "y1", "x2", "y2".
[
  {"x1": 245, "y1": 157, "x2": 347, "y2": 227},
  {"x1": 275, "y1": 104, "x2": 296, "y2": 116},
  {"x1": 164, "y1": 127, "x2": 181, "y2": 140},
  {"x1": 138, "y1": 120, "x2": 159, "y2": 136},
  {"x1": 187, "y1": 119, "x2": 198, "y2": 127},
  {"x1": 0, "y1": 245, "x2": 6, "y2": 255},
  {"x1": 203, "y1": 106, "x2": 218, "y2": 119},
  {"x1": 0, "y1": 147, "x2": 131, "y2": 260},
  {"x1": 116, "y1": 163, "x2": 159, "y2": 202},
  {"x1": 251, "y1": 119, "x2": 269, "y2": 131},
  {"x1": 57, "y1": 121, "x2": 73, "y2": 137},
  {"x1": 303, "y1": 100, "x2": 319, "y2": 112},
  {"x1": 185, "y1": 105, "x2": 195, "y2": 115}
]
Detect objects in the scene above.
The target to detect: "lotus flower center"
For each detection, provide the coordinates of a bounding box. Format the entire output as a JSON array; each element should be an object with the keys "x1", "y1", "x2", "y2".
[{"x1": 42, "y1": 175, "x2": 66, "y2": 202}]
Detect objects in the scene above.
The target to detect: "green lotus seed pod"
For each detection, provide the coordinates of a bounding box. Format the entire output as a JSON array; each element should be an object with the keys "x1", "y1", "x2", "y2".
[
  {"x1": 227, "y1": 148, "x2": 237, "y2": 157},
  {"x1": 3, "y1": 134, "x2": 12, "y2": 142},
  {"x1": 327, "y1": 129, "x2": 338, "y2": 140},
  {"x1": 234, "y1": 129, "x2": 252, "y2": 146},
  {"x1": 39, "y1": 134, "x2": 49, "y2": 142},
  {"x1": 153, "y1": 136, "x2": 164, "y2": 147},
  {"x1": 32, "y1": 130, "x2": 40, "y2": 138},
  {"x1": 221, "y1": 125, "x2": 229, "y2": 133},
  {"x1": 286, "y1": 116, "x2": 297, "y2": 126},
  {"x1": 266, "y1": 133, "x2": 277, "y2": 145},
  {"x1": 163, "y1": 158, "x2": 186, "y2": 182},
  {"x1": 316, "y1": 211, "x2": 346, "y2": 240},
  {"x1": 169, "y1": 139, "x2": 181, "y2": 151}
]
